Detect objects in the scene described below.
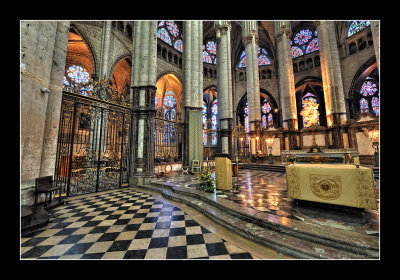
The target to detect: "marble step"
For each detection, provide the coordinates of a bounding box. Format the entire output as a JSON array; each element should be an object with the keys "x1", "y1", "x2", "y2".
[{"x1": 135, "y1": 183, "x2": 378, "y2": 259}]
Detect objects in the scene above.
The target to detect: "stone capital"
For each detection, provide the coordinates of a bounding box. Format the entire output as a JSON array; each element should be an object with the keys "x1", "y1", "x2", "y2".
[
  {"x1": 274, "y1": 28, "x2": 291, "y2": 42},
  {"x1": 242, "y1": 33, "x2": 258, "y2": 46}
]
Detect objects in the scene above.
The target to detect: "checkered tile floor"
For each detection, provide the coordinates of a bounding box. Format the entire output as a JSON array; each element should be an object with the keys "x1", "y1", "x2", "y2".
[{"x1": 21, "y1": 188, "x2": 257, "y2": 259}]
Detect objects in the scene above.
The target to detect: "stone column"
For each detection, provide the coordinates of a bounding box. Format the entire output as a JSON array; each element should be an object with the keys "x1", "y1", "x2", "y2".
[
  {"x1": 215, "y1": 21, "x2": 233, "y2": 157},
  {"x1": 129, "y1": 21, "x2": 158, "y2": 185},
  {"x1": 21, "y1": 21, "x2": 58, "y2": 204},
  {"x1": 370, "y1": 21, "x2": 380, "y2": 73},
  {"x1": 39, "y1": 21, "x2": 70, "y2": 178},
  {"x1": 274, "y1": 21, "x2": 298, "y2": 150},
  {"x1": 99, "y1": 21, "x2": 112, "y2": 79},
  {"x1": 241, "y1": 21, "x2": 261, "y2": 154},
  {"x1": 182, "y1": 21, "x2": 203, "y2": 168},
  {"x1": 315, "y1": 21, "x2": 347, "y2": 127},
  {"x1": 315, "y1": 21, "x2": 347, "y2": 148}
]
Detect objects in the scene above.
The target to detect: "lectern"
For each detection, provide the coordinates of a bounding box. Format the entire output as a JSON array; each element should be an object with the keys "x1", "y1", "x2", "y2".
[{"x1": 215, "y1": 153, "x2": 232, "y2": 190}]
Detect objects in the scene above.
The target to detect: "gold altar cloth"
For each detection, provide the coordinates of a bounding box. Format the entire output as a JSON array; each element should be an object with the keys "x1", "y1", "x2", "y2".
[
  {"x1": 215, "y1": 157, "x2": 232, "y2": 190},
  {"x1": 286, "y1": 164, "x2": 377, "y2": 210}
]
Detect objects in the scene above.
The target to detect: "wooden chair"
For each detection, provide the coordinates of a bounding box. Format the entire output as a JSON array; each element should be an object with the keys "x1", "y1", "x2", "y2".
[
  {"x1": 191, "y1": 160, "x2": 201, "y2": 173},
  {"x1": 34, "y1": 176, "x2": 62, "y2": 208}
]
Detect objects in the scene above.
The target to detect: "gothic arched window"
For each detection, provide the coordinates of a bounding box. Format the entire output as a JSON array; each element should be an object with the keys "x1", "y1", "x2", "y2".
[
  {"x1": 203, "y1": 41, "x2": 217, "y2": 64},
  {"x1": 202, "y1": 88, "x2": 218, "y2": 146},
  {"x1": 301, "y1": 92, "x2": 320, "y2": 127},
  {"x1": 359, "y1": 76, "x2": 379, "y2": 116},
  {"x1": 261, "y1": 100, "x2": 274, "y2": 128},
  {"x1": 63, "y1": 65, "x2": 93, "y2": 95},
  {"x1": 238, "y1": 46, "x2": 271, "y2": 68},
  {"x1": 347, "y1": 21, "x2": 371, "y2": 37},
  {"x1": 163, "y1": 92, "x2": 177, "y2": 143},
  {"x1": 157, "y1": 21, "x2": 183, "y2": 53},
  {"x1": 291, "y1": 29, "x2": 319, "y2": 58}
]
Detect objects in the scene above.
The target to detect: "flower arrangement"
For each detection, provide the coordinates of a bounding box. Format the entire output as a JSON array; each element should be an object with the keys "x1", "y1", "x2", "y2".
[
  {"x1": 286, "y1": 155, "x2": 297, "y2": 163},
  {"x1": 198, "y1": 167, "x2": 215, "y2": 193}
]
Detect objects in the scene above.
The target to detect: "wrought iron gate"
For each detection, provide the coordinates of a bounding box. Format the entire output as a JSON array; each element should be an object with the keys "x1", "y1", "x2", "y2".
[{"x1": 54, "y1": 91, "x2": 131, "y2": 196}]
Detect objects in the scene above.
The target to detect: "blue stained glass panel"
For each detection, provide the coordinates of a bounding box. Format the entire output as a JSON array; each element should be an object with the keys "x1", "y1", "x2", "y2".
[
  {"x1": 163, "y1": 93, "x2": 176, "y2": 107},
  {"x1": 258, "y1": 54, "x2": 271, "y2": 66},
  {"x1": 262, "y1": 115, "x2": 267, "y2": 128},
  {"x1": 348, "y1": 21, "x2": 371, "y2": 37},
  {"x1": 291, "y1": 46, "x2": 303, "y2": 58},
  {"x1": 211, "y1": 100, "x2": 218, "y2": 115},
  {"x1": 206, "y1": 41, "x2": 217, "y2": 55},
  {"x1": 268, "y1": 113, "x2": 273, "y2": 125},
  {"x1": 360, "y1": 80, "x2": 378, "y2": 96},
  {"x1": 240, "y1": 50, "x2": 246, "y2": 59},
  {"x1": 67, "y1": 65, "x2": 90, "y2": 84},
  {"x1": 165, "y1": 21, "x2": 179, "y2": 37},
  {"x1": 360, "y1": 98, "x2": 369, "y2": 113},
  {"x1": 294, "y1": 29, "x2": 313, "y2": 45},
  {"x1": 174, "y1": 39, "x2": 183, "y2": 52},
  {"x1": 212, "y1": 132, "x2": 217, "y2": 145},
  {"x1": 203, "y1": 51, "x2": 212, "y2": 63},
  {"x1": 371, "y1": 97, "x2": 379, "y2": 116},
  {"x1": 245, "y1": 115, "x2": 249, "y2": 132},
  {"x1": 157, "y1": 28, "x2": 172, "y2": 45},
  {"x1": 203, "y1": 130, "x2": 208, "y2": 145},
  {"x1": 306, "y1": 38, "x2": 319, "y2": 54},
  {"x1": 239, "y1": 56, "x2": 247, "y2": 68},
  {"x1": 262, "y1": 102, "x2": 271, "y2": 114}
]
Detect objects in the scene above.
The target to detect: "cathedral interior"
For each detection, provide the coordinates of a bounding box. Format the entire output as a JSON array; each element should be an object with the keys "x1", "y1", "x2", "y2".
[{"x1": 20, "y1": 20, "x2": 380, "y2": 260}]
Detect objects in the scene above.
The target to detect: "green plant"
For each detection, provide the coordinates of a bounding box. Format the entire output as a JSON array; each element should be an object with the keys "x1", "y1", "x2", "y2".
[{"x1": 198, "y1": 167, "x2": 215, "y2": 193}]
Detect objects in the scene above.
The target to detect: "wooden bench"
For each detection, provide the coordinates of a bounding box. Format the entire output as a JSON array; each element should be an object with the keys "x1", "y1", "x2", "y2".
[{"x1": 35, "y1": 176, "x2": 62, "y2": 208}]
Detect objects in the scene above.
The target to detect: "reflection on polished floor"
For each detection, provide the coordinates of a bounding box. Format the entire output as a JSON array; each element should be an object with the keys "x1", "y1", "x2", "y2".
[
  {"x1": 154, "y1": 169, "x2": 379, "y2": 236},
  {"x1": 20, "y1": 187, "x2": 293, "y2": 259}
]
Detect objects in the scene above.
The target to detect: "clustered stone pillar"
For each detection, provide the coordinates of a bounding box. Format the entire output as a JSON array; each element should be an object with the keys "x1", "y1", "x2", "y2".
[
  {"x1": 241, "y1": 21, "x2": 261, "y2": 154},
  {"x1": 182, "y1": 21, "x2": 204, "y2": 168},
  {"x1": 39, "y1": 21, "x2": 71, "y2": 178},
  {"x1": 99, "y1": 20, "x2": 112, "y2": 79},
  {"x1": 370, "y1": 21, "x2": 380, "y2": 73},
  {"x1": 215, "y1": 21, "x2": 233, "y2": 157},
  {"x1": 21, "y1": 21, "x2": 67, "y2": 204},
  {"x1": 315, "y1": 21, "x2": 347, "y2": 148},
  {"x1": 274, "y1": 21, "x2": 298, "y2": 150},
  {"x1": 129, "y1": 21, "x2": 158, "y2": 185}
]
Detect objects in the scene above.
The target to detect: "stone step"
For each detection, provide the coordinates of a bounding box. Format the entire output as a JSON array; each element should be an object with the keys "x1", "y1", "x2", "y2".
[{"x1": 135, "y1": 183, "x2": 378, "y2": 259}]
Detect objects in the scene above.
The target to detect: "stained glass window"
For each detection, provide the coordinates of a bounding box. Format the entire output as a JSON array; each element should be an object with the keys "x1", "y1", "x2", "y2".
[
  {"x1": 291, "y1": 46, "x2": 303, "y2": 58},
  {"x1": 174, "y1": 39, "x2": 183, "y2": 52},
  {"x1": 306, "y1": 38, "x2": 319, "y2": 54},
  {"x1": 302, "y1": 93, "x2": 320, "y2": 127},
  {"x1": 360, "y1": 80, "x2": 378, "y2": 96},
  {"x1": 64, "y1": 65, "x2": 92, "y2": 96},
  {"x1": 371, "y1": 97, "x2": 379, "y2": 116},
  {"x1": 157, "y1": 21, "x2": 183, "y2": 52},
  {"x1": 262, "y1": 102, "x2": 271, "y2": 114},
  {"x1": 347, "y1": 21, "x2": 371, "y2": 37},
  {"x1": 155, "y1": 96, "x2": 158, "y2": 109},
  {"x1": 203, "y1": 90, "x2": 218, "y2": 146},
  {"x1": 164, "y1": 93, "x2": 176, "y2": 108},
  {"x1": 268, "y1": 113, "x2": 273, "y2": 125},
  {"x1": 157, "y1": 28, "x2": 172, "y2": 45},
  {"x1": 291, "y1": 28, "x2": 319, "y2": 58},
  {"x1": 245, "y1": 115, "x2": 249, "y2": 132},
  {"x1": 203, "y1": 41, "x2": 217, "y2": 64},
  {"x1": 203, "y1": 51, "x2": 212, "y2": 64},
  {"x1": 294, "y1": 29, "x2": 313, "y2": 45},
  {"x1": 262, "y1": 115, "x2": 267, "y2": 128},
  {"x1": 360, "y1": 98, "x2": 369, "y2": 113},
  {"x1": 238, "y1": 46, "x2": 271, "y2": 68},
  {"x1": 358, "y1": 76, "x2": 379, "y2": 116}
]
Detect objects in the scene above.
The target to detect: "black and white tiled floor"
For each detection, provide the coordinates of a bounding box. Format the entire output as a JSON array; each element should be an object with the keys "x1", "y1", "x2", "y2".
[{"x1": 21, "y1": 188, "x2": 257, "y2": 259}]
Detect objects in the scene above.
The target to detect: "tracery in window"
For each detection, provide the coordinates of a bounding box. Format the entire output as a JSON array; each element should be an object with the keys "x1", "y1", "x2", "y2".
[
  {"x1": 359, "y1": 76, "x2": 379, "y2": 116},
  {"x1": 291, "y1": 28, "x2": 319, "y2": 58},
  {"x1": 157, "y1": 21, "x2": 183, "y2": 53},
  {"x1": 63, "y1": 65, "x2": 93, "y2": 96},
  {"x1": 238, "y1": 46, "x2": 271, "y2": 68},
  {"x1": 202, "y1": 41, "x2": 217, "y2": 64},
  {"x1": 301, "y1": 92, "x2": 320, "y2": 127},
  {"x1": 347, "y1": 21, "x2": 371, "y2": 37}
]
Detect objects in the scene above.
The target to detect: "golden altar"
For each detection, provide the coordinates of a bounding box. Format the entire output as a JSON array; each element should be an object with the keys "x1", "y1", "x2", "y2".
[{"x1": 286, "y1": 164, "x2": 377, "y2": 210}]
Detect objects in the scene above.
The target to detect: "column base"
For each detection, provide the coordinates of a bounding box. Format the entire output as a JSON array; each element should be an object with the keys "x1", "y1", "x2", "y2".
[{"x1": 129, "y1": 175, "x2": 156, "y2": 186}]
